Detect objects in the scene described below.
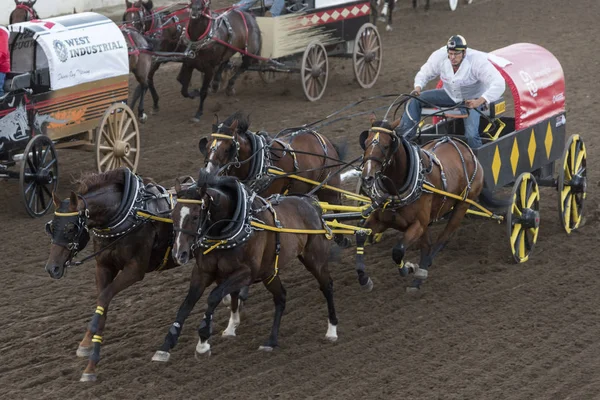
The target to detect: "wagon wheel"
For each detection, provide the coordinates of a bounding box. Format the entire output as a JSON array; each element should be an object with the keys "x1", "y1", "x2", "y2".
[
  {"x1": 558, "y1": 134, "x2": 587, "y2": 234},
  {"x1": 96, "y1": 103, "x2": 141, "y2": 173},
  {"x1": 448, "y1": 0, "x2": 458, "y2": 10},
  {"x1": 301, "y1": 41, "x2": 328, "y2": 102},
  {"x1": 506, "y1": 172, "x2": 540, "y2": 263},
  {"x1": 353, "y1": 23, "x2": 382, "y2": 89},
  {"x1": 19, "y1": 135, "x2": 59, "y2": 218}
]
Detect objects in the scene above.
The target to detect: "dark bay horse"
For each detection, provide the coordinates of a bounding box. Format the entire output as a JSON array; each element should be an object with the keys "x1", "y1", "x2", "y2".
[
  {"x1": 123, "y1": 0, "x2": 189, "y2": 117},
  {"x1": 198, "y1": 112, "x2": 376, "y2": 290},
  {"x1": 152, "y1": 171, "x2": 338, "y2": 361},
  {"x1": 121, "y1": 25, "x2": 155, "y2": 122},
  {"x1": 358, "y1": 117, "x2": 504, "y2": 290},
  {"x1": 44, "y1": 167, "x2": 182, "y2": 382},
  {"x1": 9, "y1": 0, "x2": 39, "y2": 23},
  {"x1": 177, "y1": 0, "x2": 262, "y2": 121}
]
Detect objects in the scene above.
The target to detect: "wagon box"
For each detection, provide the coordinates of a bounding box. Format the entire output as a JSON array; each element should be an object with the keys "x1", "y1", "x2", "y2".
[{"x1": 1, "y1": 12, "x2": 142, "y2": 218}]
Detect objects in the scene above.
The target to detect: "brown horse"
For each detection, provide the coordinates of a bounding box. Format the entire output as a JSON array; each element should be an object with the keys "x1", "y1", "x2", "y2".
[
  {"x1": 121, "y1": 25, "x2": 155, "y2": 122},
  {"x1": 44, "y1": 167, "x2": 181, "y2": 382},
  {"x1": 151, "y1": 170, "x2": 338, "y2": 361},
  {"x1": 177, "y1": 0, "x2": 262, "y2": 121},
  {"x1": 9, "y1": 0, "x2": 39, "y2": 23},
  {"x1": 358, "y1": 117, "x2": 505, "y2": 290},
  {"x1": 123, "y1": 0, "x2": 189, "y2": 117}
]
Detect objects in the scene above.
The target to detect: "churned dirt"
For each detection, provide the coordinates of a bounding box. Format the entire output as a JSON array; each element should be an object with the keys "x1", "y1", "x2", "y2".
[{"x1": 2, "y1": 0, "x2": 600, "y2": 398}]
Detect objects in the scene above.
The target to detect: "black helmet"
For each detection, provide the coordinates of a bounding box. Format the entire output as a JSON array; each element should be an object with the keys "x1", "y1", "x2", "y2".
[{"x1": 447, "y1": 35, "x2": 467, "y2": 51}]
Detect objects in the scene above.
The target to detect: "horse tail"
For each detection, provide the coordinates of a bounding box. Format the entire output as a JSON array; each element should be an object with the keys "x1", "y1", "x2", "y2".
[{"x1": 478, "y1": 187, "x2": 511, "y2": 210}]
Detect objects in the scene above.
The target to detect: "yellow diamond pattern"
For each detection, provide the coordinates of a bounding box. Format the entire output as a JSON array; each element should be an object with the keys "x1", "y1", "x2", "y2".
[
  {"x1": 510, "y1": 138, "x2": 519, "y2": 176},
  {"x1": 528, "y1": 129, "x2": 536, "y2": 167},
  {"x1": 545, "y1": 122, "x2": 553, "y2": 158},
  {"x1": 492, "y1": 146, "x2": 501, "y2": 185}
]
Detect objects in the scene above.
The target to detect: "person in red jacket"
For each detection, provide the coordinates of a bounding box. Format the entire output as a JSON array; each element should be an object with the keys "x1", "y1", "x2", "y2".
[{"x1": 0, "y1": 25, "x2": 10, "y2": 97}]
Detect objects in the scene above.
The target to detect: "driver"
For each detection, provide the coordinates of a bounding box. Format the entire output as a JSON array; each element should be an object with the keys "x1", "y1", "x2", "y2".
[
  {"x1": 396, "y1": 35, "x2": 505, "y2": 148},
  {"x1": 0, "y1": 25, "x2": 10, "y2": 97},
  {"x1": 233, "y1": 0, "x2": 285, "y2": 16}
]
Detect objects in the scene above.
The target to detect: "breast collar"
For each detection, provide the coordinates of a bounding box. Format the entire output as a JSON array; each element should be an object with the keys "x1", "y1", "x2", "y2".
[
  {"x1": 368, "y1": 137, "x2": 429, "y2": 209},
  {"x1": 91, "y1": 169, "x2": 174, "y2": 239}
]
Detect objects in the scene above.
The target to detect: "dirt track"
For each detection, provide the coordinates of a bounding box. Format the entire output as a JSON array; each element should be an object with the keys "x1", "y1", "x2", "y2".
[{"x1": 2, "y1": 0, "x2": 600, "y2": 398}]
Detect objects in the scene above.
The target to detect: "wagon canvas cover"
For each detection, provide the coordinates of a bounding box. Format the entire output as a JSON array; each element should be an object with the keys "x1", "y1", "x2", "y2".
[{"x1": 8, "y1": 13, "x2": 129, "y2": 91}]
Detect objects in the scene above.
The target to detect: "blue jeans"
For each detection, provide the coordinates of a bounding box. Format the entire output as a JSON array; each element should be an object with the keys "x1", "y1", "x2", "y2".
[
  {"x1": 234, "y1": 0, "x2": 284, "y2": 15},
  {"x1": 398, "y1": 88, "x2": 484, "y2": 148},
  {"x1": 0, "y1": 72, "x2": 5, "y2": 97}
]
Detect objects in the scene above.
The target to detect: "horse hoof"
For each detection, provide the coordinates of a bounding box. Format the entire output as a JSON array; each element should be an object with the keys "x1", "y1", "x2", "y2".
[
  {"x1": 195, "y1": 341, "x2": 211, "y2": 356},
  {"x1": 258, "y1": 345, "x2": 274, "y2": 352},
  {"x1": 79, "y1": 373, "x2": 97, "y2": 382},
  {"x1": 139, "y1": 113, "x2": 148, "y2": 123},
  {"x1": 406, "y1": 286, "x2": 420, "y2": 293},
  {"x1": 398, "y1": 265, "x2": 409, "y2": 277},
  {"x1": 412, "y1": 265, "x2": 428, "y2": 280},
  {"x1": 190, "y1": 117, "x2": 201, "y2": 123},
  {"x1": 386, "y1": 25, "x2": 393, "y2": 32},
  {"x1": 151, "y1": 350, "x2": 171, "y2": 362},
  {"x1": 377, "y1": 16, "x2": 386, "y2": 22},
  {"x1": 361, "y1": 277, "x2": 374, "y2": 292},
  {"x1": 195, "y1": 349, "x2": 211, "y2": 359},
  {"x1": 76, "y1": 346, "x2": 92, "y2": 358},
  {"x1": 325, "y1": 334, "x2": 338, "y2": 342},
  {"x1": 221, "y1": 329, "x2": 236, "y2": 337},
  {"x1": 151, "y1": 107, "x2": 159, "y2": 115}
]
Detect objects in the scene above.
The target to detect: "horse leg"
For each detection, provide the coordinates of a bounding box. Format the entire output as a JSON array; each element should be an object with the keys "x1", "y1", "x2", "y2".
[
  {"x1": 298, "y1": 252, "x2": 338, "y2": 342},
  {"x1": 80, "y1": 264, "x2": 145, "y2": 382},
  {"x1": 196, "y1": 269, "x2": 251, "y2": 356},
  {"x1": 211, "y1": 62, "x2": 228, "y2": 94},
  {"x1": 76, "y1": 266, "x2": 116, "y2": 359},
  {"x1": 391, "y1": 220, "x2": 425, "y2": 285},
  {"x1": 370, "y1": 0, "x2": 378, "y2": 23},
  {"x1": 152, "y1": 265, "x2": 212, "y2": 362},
  {"x1": 222, "y1": 290, "x2": 242, "y2": 337},
  {"x1": 177, "y1": 63, "x2": 197, "y2": 99},
  {"x1": 425, "y1": 0, "x2": 430, "y2": 10},
  {"x1": 134, "y1": 81, "x2": 149, "y2": 123},
  {"x1": 257, "y1": 275, "x2": 287, "y2": 351},
  {"x1": 354, "y1": 230, "x2": 373, "y2": 292},
  {"x1": 386, "y1": 0, "x2": 394, "y2": 31},
  {"x1": 130, "y1": 84, "x2": 142, "y2": 112},
  {"x1": 190, "y1": 71, "x2": 214, "y2": 123},
  {"x1": 225, "y1": 55, "x2": 251, "y2": 97},
  {"x1": 148, "y1": 61, "x2": 161, "y2": 114}
]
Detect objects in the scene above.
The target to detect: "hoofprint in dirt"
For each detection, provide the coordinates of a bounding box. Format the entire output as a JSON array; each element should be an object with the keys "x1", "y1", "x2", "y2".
[{"x1": 1, "y1": 0, "x2": 600, "y2": 398}]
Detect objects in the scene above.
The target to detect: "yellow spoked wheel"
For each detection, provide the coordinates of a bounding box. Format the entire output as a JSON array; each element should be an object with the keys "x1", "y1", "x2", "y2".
[
  {"x1": 96, "y1": 103, "x2": 141, "y2": 173},
  {"x1": 506, "y1": 172, "x2": 540, "y2": 263},
  {"x1": 558, "y1": 134, "x2": 587, "y2": 234}
]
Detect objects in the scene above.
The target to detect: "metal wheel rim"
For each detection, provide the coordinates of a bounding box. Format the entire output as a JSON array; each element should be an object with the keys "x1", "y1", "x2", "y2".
[
  {"x1": 353, "y1": 23, "x2": 382, "y2": 89},
  {"x1": 301, "y1": 41, "x2": 328, "y2": 102},
  {"x1": 96, "y1": 103, "x2": 141, "y2": 173},
  {"x1": 449, "y1": 0, "x2": 458, "y2": 10},
  {"x1": 19, "y1": 135, "x2": 59, "y2": 218},
  {"x1": 506, "y1": 173, "x2": 540, "y2": 263},
  {"x1": 558, "y1": 134, "x2": 586, "y2": 234}
]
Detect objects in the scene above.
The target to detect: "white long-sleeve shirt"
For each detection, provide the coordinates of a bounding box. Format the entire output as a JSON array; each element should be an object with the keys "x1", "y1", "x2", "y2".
[{"x1": 414, "y1": 46, "x2": 505, "y2": 104}]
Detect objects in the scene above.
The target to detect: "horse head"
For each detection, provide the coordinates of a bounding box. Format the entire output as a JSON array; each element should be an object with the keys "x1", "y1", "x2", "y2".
[
  {"x1": 44, "y1": 192, "x2": 90, "y2": 279},
  {"x1": 199, "y1": 114, "x2": 250, "y2": 175},
  {"x1": 123, "y1": 0, "x2": 153, "y2": 32},
  {"x1": 10, "y1": 0, "x2": 39, "y2": 24},
  {"x1": 359, "y1": 115, "x2": 400, "y2": 191},
  {"x1": 189, "y1": 0, "x2": 210, "y2": 19}
]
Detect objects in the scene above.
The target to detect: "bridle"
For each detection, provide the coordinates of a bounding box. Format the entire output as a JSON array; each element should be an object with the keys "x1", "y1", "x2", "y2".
[
  {"x1": 361, "y1": 126, "x2": 400, "y2": 171},
  {"x1": 45, "y1": 195, "x2": 90, "y2": 265},
  {"x1": 190, "y1": 0, "x2": 210, "y2": 19},
  {"x1": 12, "y1": 4, "x2": 39, "y2": 22},
  {"x1": 204, "y1": 123, "x2": 242, "y2": 171},
  {"x1": 125, "y1": 5, "x2": 150, "y2": 32}
]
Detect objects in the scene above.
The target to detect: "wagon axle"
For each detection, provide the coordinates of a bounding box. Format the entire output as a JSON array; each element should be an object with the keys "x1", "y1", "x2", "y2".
[{"x1": 518, "y1": 208, "x2": 540, "y2": 230}]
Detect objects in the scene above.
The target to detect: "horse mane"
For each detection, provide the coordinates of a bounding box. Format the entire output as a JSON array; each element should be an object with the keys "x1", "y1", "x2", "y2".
[
  {"x1": 197, "y1": 168, "x2": 239, "y2": 190},
  {"x1": 222, "y1": 111, "x2": 250, "y2": 134},
  {"x1": 75, "y1": 167, "x2": 154, "y2": 194},
  {"x1": 371, "y1": 119, "x2": 394, "y2": 130}
]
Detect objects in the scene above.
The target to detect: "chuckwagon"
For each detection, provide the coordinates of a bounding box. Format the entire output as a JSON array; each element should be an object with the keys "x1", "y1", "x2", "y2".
[
  {"x1": 237, "y1": 0, "x2": 383, "y2": 101},
  {"x1": 1, "y1": 12, "x2": 141, "y2": 217},
  {"x1": 409, "y1": 42, "x2": 585, "y2": 262}
]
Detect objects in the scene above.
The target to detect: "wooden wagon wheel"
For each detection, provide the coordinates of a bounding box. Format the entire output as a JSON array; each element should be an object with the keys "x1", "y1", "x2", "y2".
[
  {"x1": 95, "y1": 103, "x2": 141, "y2": 173},
  {"x1": 558, "y1": 134, "x2": 587, "y2": 234},
  {"x1": 301, "y1": 41, "x2": 328, "y2": 102},
  {"x1": 19, "y1": 135, "x2": 59, "y2": 218},
  {"x1": 448, "y1": 0, "x2": 458, "y2": 10},
  {"x1": 506, "y1": 172, "x2": 540, "y2": 263},
  {"x1": 353, "y1": 23, "x2": 382, "y2": 89}
]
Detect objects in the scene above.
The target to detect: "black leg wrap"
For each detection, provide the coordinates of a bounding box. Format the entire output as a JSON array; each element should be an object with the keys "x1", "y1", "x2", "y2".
[
  {"x1": 198, "y1": 315, "x2": 213, "y2": 341},
  {"x1": 88, "y1": 313, "x2": 101, "y2": 334},
  {"x1": 355, "y1": 232, "x2": 370, "y2": 287},
  {"x1": 163, "y1": 322, "x2": 182, "y2": 351},
  {"x1": 392, "y1": 243, "x2": 406, "y2": 265},
  {"x1": 90, "y1": 342, "x2": 101, "y2": 364}
]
